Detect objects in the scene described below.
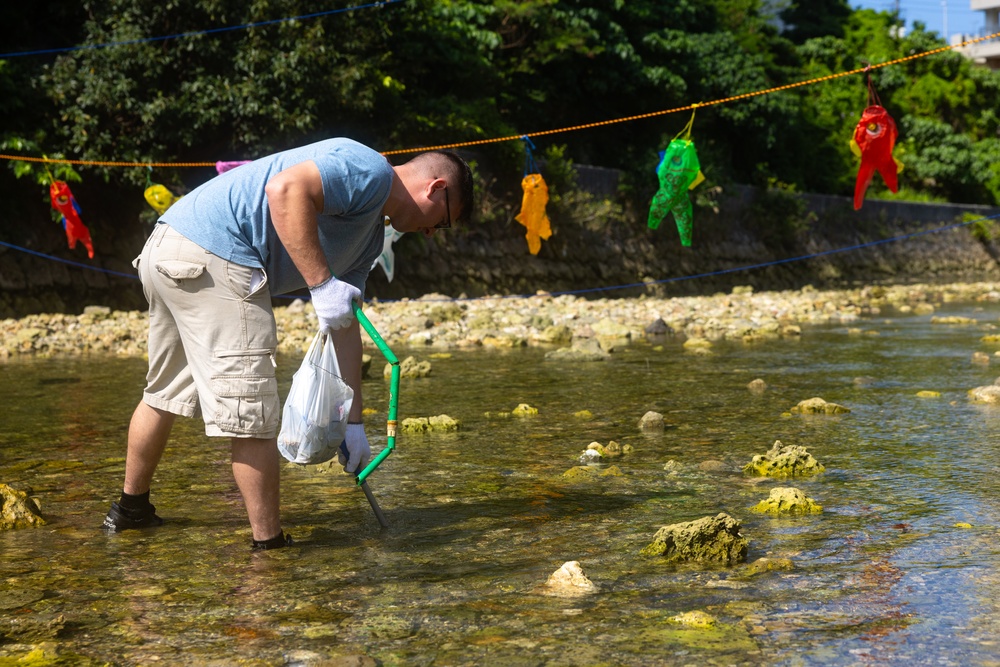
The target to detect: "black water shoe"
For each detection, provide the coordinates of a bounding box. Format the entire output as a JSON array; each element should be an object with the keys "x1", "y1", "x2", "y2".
[
  {"x1": 101, "y1": 501, "x2": 164, "y2": 532},
  {"x1": 251, "y1": 533, "x2": 294, "y2": 551}
]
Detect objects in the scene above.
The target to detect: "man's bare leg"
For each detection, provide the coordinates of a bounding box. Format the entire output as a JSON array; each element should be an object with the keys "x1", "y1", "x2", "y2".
[
  {"x1": 231, "y1": 437, "x2": 282, "y2": 542},
  {"x1": 124, "y1": 401, "x2": 176, "y2": 494}
]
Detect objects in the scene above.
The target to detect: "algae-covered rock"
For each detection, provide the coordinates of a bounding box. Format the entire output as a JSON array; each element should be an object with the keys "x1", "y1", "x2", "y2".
[
  {"x1": 544, "y1": 338, "x2": 609, "y2": 362},
  {"x1": 581, "y1": 440, "x2": 632, "y2": 461},
  {"x1": 743, "y1": 557, "x2": 795, "y2": 577},
  {"x1": 790, "y1": 397, "x2": 851, "y2": 414},
  {"x1": 638, "y1": 411, "x2": 664, "y2": 432},
  {"x1": 1, "y1": 483, "x2": 45, "y2": 530},
  {"x1": 385, "y1": 356, "x2": 431, "y2": 379},
  {"x1": 916, "y1": 390, "x2": 941, "y2": 398},
  {"x1": 640, "y1": 512, "x2": 749, "y2": 565},
  {"x1": 561, "y1": 465, "x2": 623, "y2": 480},
  {"x1": 931, "y1": 315, "x2": 977, "y2": 324},
  {"x1": 743, "y1": 440, "x2": 824, "y2": 478},
  {"x1": 512, "y1": 403, "x2": 538, "y2": 416},
  {"x1": 400, "y1": 415, "x2": 459, "y2": 434},
  {"x1": 573, "y1": 409, "x2": 594, "y2": 419},
  {"x1": 542, "y1": 561, "x2": 600, "y2": 597},
  {"x1": 750, "y1": 487, "x2": 822, "y2": 514},
  {"x1": 670, "y1": 610, "x2": 717, "y2": 628}
]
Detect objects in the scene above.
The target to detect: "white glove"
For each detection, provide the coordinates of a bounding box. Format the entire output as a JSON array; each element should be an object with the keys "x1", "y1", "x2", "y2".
[
  {"x1": 339, "y1": 423, "x2": 371, "y2": 474},
  {"x1": 309, "y1": 276, "x2": 361, "y2": 332}
]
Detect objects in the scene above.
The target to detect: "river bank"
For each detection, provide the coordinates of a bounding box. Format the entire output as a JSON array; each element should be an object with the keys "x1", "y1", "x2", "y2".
[{"x1": 4, "y1": 280, "x2": 1000, "y2": 361}]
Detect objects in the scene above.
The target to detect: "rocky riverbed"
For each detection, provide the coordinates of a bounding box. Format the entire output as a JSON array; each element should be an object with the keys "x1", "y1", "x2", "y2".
[{"x1": 4, "y1": 281, "x2": 1000, "y2": 360}]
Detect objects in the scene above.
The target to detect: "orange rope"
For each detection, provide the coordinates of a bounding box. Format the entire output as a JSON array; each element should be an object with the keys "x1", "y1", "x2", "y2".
[
  {"x1": 0, "y1": 154, "x2": 215, "y2": 168},
  {"x1": 4, "y1": 31, "x2": 998, "y2": 165}
]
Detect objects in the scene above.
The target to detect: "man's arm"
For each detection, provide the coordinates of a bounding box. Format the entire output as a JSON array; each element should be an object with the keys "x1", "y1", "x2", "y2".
[
  {"x1": 264, "y1": 160, "x2": 330, "y2": 288},
  {"x1": 330, "y1": 319, "x2": 364, "y2": 423}
]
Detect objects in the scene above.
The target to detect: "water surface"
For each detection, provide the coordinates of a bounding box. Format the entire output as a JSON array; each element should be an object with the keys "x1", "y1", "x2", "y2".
[{"x1": 3, "y1": 303, "x2": 1000, "y2": 665}]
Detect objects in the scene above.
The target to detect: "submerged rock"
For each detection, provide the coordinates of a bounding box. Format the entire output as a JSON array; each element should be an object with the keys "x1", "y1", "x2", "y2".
[
  {"x1": 638, "y1": 411, "x2": 665, "y2": 432},
  {"x1": 790, "y1": 397, "x2": 851, "y2": 414},
  {"x1": 385, "y1": 356, "x2": 432, "y2": 379},
  {"x1": 743, "y1": 440, "x2": 824, "y2": 478},
  {"x1": 400, "y1": 415, "x2": 459, "y2": 434},
  {"x1": 544, "y1": 338, "x2": 609, "y2": 362},
  {"x1": 747, "y1": 378, "x2": 767, "y2": 394},
  {"x1": 670, "y1": 610, "x2": 717, "y2": 628},
  {"x1": 640, "y1": 512, "x2": 749, "y2": 565},
  {"x1": 542, "y1": 561, "x2": 600, "y2": 597},
  {"x1": 580, "y1": 440, "x2": 632, "y2": 462},
  {"x1": 743, "y1": 557, "x2": 795, "y2": 577},
  {"x1": 750, "y1": 487, "x2": 822, "y2": 514},
  {"x1": 561, "y1": 465, "x2": 624, "y2": 480},
  {"x1": 0, "y1": 484, "x2": 45, "y2": 530},
  {"x1": 512, "y1": 403, "x2": 539, "y2": 416}
]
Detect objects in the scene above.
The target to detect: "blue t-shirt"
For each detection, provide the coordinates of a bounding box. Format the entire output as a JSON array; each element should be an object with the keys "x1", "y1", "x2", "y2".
[{"x1": 161, "y1": 138, "x2": 393, "y2": 296}]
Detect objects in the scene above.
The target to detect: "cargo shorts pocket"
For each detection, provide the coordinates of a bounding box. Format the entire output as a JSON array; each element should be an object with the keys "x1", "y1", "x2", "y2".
[
  {"x1": 156, "y1": 260, "x2": 205, "y2": 283},
  {"x1": 211, "y1": 374, "x2": 279, "y2": 435}
]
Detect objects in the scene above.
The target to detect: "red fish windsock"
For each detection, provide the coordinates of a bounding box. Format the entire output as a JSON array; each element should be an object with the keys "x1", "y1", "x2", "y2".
[
  {"x1": 852, "y1": 105, "x2": 902, "y2": 210},
  {"x1": 49, "y1": 181, "x2": 94, "y2": 258}
]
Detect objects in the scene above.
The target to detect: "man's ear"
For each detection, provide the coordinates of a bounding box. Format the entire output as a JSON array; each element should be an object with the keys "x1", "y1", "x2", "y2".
[{"x1": 427, "y1": 177, "x2": 447, "y2": 195}]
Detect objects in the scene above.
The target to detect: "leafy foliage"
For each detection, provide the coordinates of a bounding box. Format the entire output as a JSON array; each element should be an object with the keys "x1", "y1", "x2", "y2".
[{"x1": 1, "y1": 0, "x2": 998, "y2": 228}]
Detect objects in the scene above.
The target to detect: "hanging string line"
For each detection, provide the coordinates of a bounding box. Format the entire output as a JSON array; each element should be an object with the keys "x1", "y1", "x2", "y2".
[
  {"x1": 2, "y1": 30, "x2": 997, "y2": 168},
  {"x1": 0, "y1": 0, "x2": 405, "y2": 59},
  {"x1": 5, "y1": 211, "x2": 998, "y2": 301}
]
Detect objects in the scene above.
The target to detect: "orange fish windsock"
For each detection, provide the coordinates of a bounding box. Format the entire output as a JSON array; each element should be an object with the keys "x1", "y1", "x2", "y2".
[
  {"x1": 49, "y1": 181, "x2": 94, "y2": 258},
  {"x1": 514, "y1": 173, "x2": 552, "y2": 255}
]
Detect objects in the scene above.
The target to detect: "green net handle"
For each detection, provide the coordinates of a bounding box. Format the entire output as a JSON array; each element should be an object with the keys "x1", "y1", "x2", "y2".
[{"x1": 353, "y1": 302, "x2": 399, "y2": 484}]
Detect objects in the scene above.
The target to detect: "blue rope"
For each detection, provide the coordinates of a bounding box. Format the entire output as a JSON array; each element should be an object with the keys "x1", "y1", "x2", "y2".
[
  {"x1": 0, "y1": 240, "x2": 138, "y2": 279},
  {"x1": 0, "y1": 0, "x2": 405, "y2": 59},
  {"x1": 2, "y1": 210, "x2": 998, "y2": 301}
]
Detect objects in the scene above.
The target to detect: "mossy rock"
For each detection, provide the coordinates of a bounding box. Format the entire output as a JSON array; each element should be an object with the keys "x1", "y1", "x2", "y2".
[
  {"x1": 640, "y1": 512, "x2": 748, "y2": 565},
  {"x1": 750, "y1": 487, "x2": 821, "y2": 514},
  {"x1": 512, "y1": 403, "x2": 538, "y2": 416},
  {"x1": 743, "y1": 440, "x2": 824, "y2": 478},
  {"x1": 0, "y1": 483, "x2": 45, "y2": 530},
  {"x1": 385, "y1": 356, "x2": 431, "y2": 379},
  {"x1": 400, "y1": 415, "x2": 459, "y2": 434},
  {"x1": 790, "y1": 397, "x2": 850, "y2": 415},
  {"x1": 561, "y1": 465, "x2": 623, "y2": 480},
  {"x1": 743, "y1": 557, "x2": 795, "y2": 576}
]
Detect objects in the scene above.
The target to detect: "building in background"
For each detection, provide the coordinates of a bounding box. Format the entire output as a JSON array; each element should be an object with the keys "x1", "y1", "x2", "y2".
[{"x1": 957, "y1": 1, "x2": 1000, "y2": 68}]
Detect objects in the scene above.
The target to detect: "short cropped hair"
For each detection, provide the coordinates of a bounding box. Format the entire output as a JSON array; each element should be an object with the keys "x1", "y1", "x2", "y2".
[{"x1": 408, "y1": 150, "x2": 474, "y2": 225}]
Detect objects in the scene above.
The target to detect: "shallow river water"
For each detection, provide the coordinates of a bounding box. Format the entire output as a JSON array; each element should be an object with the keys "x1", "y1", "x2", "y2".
[{"x1": 5, "y1": 302, "x2": 1000, "y2": 666}]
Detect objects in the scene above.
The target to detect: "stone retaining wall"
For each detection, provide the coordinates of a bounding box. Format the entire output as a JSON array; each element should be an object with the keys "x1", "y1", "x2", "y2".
[{"x1": 1, "y1": 185, "x2": 998, "y2": 318}]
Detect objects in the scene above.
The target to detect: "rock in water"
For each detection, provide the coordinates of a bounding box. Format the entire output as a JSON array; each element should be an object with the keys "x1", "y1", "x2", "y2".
[
  {"x1": 743, "y1": 440, "x2": 825, "y2": 478},
  {"x1": 0, "y1": 484, "x2": 45, "y2": 530},
  {"x1": 750, "y1": 487, "x2": 822, "y2": 514},
  {"x1": 542, "y1": 561, "x2": 600, "y2": 597},
  {"x1": 640, "y1": 513, "x2": 748, "y2": 564}
]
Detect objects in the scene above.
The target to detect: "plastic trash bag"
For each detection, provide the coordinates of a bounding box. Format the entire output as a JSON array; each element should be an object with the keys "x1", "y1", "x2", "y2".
[{"x1": 278, "y1": 332, "x2": 354, "y2": 465}]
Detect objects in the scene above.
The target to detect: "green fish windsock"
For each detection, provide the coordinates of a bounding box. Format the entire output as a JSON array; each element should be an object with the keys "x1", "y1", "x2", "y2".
[{"x1": 647, "y1": 139, "x2": 705, "y2": 246}]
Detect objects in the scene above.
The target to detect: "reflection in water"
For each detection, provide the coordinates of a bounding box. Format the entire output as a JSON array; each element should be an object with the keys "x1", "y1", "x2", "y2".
[{"x1": 3, "y1": 304, "x2": 1000, "y2": 664}]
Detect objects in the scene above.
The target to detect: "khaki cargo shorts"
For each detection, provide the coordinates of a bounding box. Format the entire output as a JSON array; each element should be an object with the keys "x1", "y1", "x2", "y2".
[{"x1": 135, "y1": 223, "x2": 279, "y2": 438}]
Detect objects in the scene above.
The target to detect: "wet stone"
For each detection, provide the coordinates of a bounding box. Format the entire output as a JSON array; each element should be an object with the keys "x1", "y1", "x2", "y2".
[
  {"x1": 0, "y1": 483, "x2": 46, "y2": 530},
  {"x1": 751, "y1": 487, "x2": 822, "y2": 514},
  {"x1": 640, "y1": 512, "x2": 749, "y2": 565},
  {"x1": 743, "y1": 440, "x2": 825, "y2": 478}
]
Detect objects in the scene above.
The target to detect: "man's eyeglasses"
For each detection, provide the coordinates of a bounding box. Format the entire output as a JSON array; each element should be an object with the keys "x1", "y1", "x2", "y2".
[{"x1": 435, "y1": 187, "x2": 452, "y2": 230}]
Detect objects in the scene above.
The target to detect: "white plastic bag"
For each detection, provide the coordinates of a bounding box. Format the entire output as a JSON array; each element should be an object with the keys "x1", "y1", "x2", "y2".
[{"x1": 278, "y1": 332, "x2": 354, "y2": 465}]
